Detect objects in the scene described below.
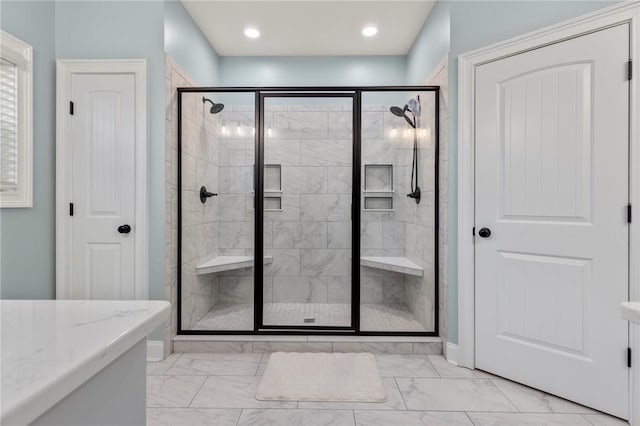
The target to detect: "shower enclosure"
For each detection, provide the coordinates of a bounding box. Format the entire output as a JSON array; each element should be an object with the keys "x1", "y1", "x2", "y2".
[{"x1": 177, "y1": 86, "x2": 439, "y2": 335}]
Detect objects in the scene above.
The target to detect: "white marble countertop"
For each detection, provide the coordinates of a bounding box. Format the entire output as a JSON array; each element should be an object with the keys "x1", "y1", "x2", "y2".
[
  {"x1": 1, "y1": 300, "x2": 170, "y2": 426},
  {"x1": 621, "y1": 301, "x2": 640, "y2": 325}
]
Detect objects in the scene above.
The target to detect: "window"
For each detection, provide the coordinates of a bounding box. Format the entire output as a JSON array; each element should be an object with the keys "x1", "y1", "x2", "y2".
[{"x1": 0, "y1": 30, "x2": 32, "y2": 207}]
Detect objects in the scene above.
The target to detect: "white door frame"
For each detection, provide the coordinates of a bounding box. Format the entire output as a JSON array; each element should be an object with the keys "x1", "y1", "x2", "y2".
[
  {"x1": 457, "y1": 1, "x2": 640, "y2": 420},
  {"x1": 55, "y1": 59, "x2": 148, "y2": 300}
]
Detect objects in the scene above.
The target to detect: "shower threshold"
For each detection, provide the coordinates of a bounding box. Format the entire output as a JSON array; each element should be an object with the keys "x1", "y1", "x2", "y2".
[{"x1": 191, "y1": 302, "x2": 428, "y2": 332}]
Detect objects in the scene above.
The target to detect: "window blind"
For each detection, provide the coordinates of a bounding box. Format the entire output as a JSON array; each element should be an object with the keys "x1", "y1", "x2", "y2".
[{"x1": 0, "y1": 58, "x2": 18, "y2": 193}]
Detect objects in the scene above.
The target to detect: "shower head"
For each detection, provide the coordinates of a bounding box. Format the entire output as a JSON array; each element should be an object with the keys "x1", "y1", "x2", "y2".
[
  {"x1": 390, "y1": 104, "x2": 416, "y2": 128},
  {"x1": 202, "y1": 97, "x2": 225, "y2": 114},
  {"x1": 390, "y1": 105, "x2": 406, "y2": 117}
]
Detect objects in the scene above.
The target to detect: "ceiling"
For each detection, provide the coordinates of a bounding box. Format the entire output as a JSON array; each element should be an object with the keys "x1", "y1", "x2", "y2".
[{"x1": 181, "y1": 1, "x2": 436, "y2": 56}]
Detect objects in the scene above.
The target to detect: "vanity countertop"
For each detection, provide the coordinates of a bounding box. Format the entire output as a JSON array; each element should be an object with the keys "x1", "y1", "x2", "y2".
[
  {"x1": 621, "y1": 301, "x2": 640, "y2": 325},
  {"x1": 1, "y1": 299, "x2": 170, "y2": 425}
]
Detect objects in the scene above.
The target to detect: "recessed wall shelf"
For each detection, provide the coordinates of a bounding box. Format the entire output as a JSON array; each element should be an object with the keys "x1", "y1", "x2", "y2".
[
  {"x1": 196, "y1": 256, "x2": 274, "y2": 275},
  {"x1": 364, "y1": 164, "x2": 393, "y2": 191},
  {"x1": 363, "y1": 164, "x2": 394, "y2": 211},
  {"x1": 264, "y1": 164, "x2": 282, "y2": 211},
  {"x1": 360, "y1": 256, "x2": 423, "y2": 276}
]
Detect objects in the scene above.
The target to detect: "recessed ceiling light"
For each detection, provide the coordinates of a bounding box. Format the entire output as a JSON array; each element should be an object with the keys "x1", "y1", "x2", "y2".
[
  {"x1": 244, "y1": 28, "x2": 260, "y2": 39},
  {"x1": 362, "y1": 26, "x2": 378, "y2": 37}
]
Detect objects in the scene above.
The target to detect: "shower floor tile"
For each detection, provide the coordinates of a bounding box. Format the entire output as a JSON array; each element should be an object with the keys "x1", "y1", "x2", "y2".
[{"x1": 192, "y1": 303, "x2": 427, "y2": 332}]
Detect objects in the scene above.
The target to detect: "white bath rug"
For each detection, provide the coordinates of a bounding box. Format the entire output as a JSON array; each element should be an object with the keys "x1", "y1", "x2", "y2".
[{"x1": 255, "y1": 352, "x2": 386, "y2": 402}]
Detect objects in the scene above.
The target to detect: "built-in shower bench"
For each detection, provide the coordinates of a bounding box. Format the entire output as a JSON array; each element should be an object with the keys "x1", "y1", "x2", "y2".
[
  {"x1": 360, "y1": 256, "x2": 423, "y2": 276},
  {"x1": 196, "y1": 256, "x2": 273, "y2": 275}
]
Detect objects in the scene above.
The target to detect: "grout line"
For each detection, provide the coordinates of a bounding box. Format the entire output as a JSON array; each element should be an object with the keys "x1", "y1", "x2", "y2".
[
  {"x1": 464, "y1": 411, "x2": 477, "y2": 425},
  {"x1": 254, "y1": 352, "x2": 265, "y2": 375},
  {"x1": 185, "y1": 375, "x2": 208, "y2": 408},
  {"x1": 393, "y1": 377, "x2": 410, "y2": 411},
  {"x1": 487, "y1": 380, "x2": 519, "y2": 413},
  {"x1": 235, "y1": 408, "x2": 243, "y2": 426},
  {"x1": 162, "y1": 352, "x2": 183, "y2": 374}
]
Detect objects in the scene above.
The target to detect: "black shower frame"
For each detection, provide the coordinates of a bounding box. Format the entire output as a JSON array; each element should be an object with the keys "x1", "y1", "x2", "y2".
[{"x1": 176, "y1": 86, "x2": 440, "y2": 337}]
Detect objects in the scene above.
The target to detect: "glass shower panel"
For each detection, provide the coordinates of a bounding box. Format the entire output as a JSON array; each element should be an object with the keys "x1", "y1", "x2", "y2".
[
  {"x1": 359, "y1": 91, "x2": 437, "y2": 332},
  {"x1": 180, "y1": 91, "x2": 256, "y2": 331},
  {"x1": 261, "y1": 95, "x2": 354, "y2": 328}
]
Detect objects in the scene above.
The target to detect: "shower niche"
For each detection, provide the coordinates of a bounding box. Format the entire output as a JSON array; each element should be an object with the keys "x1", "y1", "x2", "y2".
[
  {"x1": 363, "y1": 164, "x2": 394, "y2": 211},
  {"x1": 177, "y1": 87, "x2": 439, "y2": 335}
]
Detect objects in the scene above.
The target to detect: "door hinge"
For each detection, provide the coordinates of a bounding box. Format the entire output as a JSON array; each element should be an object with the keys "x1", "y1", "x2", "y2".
[
  {"x1": 472, "y1": 227, "x2": 476, "y2": 236},
  {"x1": 69, "y1": 101, "x2": 74, "y2": 115},
  {"x1": 628, "y1": 204, "x2": 632, "y2": 223},
  {"x1": 627, "y1": 60, "x2": 633, "y2": 81},
  {"x1": 69, "y1": 202, "x2": 74, "y2": 216},
  {"x1": 628, "y1": 347, "x2": 632, "y2": 368}
]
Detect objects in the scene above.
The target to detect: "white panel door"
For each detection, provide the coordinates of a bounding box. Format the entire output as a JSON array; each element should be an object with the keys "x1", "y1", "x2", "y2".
[
  {"x1": 70, "y1": 74, "x2": 136, "y2": 299},
  {"x1": 475, "y1": 24, "x2": 629, "y2": 417}
]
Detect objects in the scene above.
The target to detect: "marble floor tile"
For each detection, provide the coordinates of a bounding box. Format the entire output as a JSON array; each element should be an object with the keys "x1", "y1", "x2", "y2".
[
  {"x1": 146, "y1": 352, "x2": 621, "y2": 425},
  {"x1": 298, "y1": 378, "x2": 406, "y2": 411},
  {"x1": 472, "y1": 369, "x2": 499, "y2": 379},
  {"x1": 467, "y1": 412, "x2": 592, "y2": 426},
  {"x1": 165, "y1": 352, "x2": 262, "y2": 376},
  {"x1": 427, "y1": 355, "x2": 476, "y2": 378},
  {"x1": 147, "y1": 375, "x2": 206, "y2": 407},
  {"x1": 491, "y1": 377, "x2": 597, "y2": 414},
  {"x1": 146, "y1": 408, "x2": 241, "y2": 426},
  {"x1": 395, "y1": 378, "x2": 516, "y2": 412},
  {"x1": 374, "y1": 354, "x2": 438, "y2": 378},
  {"x1": 354, "y1": 410, "x2": 473, "y2": 426},
  {"x1": 147, "y1": 353, "x2": 182, "y2": 375},
  {"x1": 190, "y1": 375, "x2": 297, "y2": 409},
  {"x1": 237, "y1": 409, "x2": 355, "y2": 426},
  {"x1": 255, "y1": 356, "x2": 269, "y2": 376},
  {"x1": 583, "y1": 414, "x2": 631, "y2": 425}
]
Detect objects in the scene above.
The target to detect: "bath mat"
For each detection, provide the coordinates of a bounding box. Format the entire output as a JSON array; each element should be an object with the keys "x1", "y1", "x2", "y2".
[{"x1": 255, "y1": 352, "x2": 386, "y2": 402}]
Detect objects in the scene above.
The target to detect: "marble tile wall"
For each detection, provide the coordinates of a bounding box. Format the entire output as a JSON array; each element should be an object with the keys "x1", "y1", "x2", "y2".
[
  {"x1": 269, "y1": 105, "x2": 352, "y2": 308},
  {"x1": 431, "y1": 58, "x2": 449, "y2": 346},
  {"x1": 167, "y1": 55, "x2": 221, "y2": 334},
  {"x1": 360, "y1": 105, "x2": 412, "y2": 312},
  {"x1": 401, "y1": 91, "x2": 438, "y2": 332},
  {"x1": 210, "y1": 107, "x2": 256, "y2": 319}
]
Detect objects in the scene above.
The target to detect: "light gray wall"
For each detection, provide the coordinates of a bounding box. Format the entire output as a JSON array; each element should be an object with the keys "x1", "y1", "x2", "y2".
[
  {"x1": 0, "y1": 1, "x2": 167, "y2": 301},
  {"x1": 164, "y1": 0, "x2": 220, "y2": 86},
  {"x1": 444, "y1": 0, "x2": 619, "y2": 343},
  {"x1": 55, "y1": 0, "x2": 166, "y2": 301},
  {"x1": 0, "y1": 1, "x2": 56, "y2": 298},
  {"x1": 405, "y1": 1, "x2": 450, "y2": 84},
  {"x1": 220, "y1": 56, "x2": 406, "y2": 86}
]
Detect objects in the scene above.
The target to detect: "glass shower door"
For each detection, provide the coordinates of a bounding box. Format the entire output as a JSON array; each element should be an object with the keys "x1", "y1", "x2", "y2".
[{"x1": 260, "y1": 94, "x2": 355, "y2": 329}]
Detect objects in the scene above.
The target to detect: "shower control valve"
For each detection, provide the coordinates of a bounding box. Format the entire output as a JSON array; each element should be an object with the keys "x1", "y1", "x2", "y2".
[
  {"x1": 406, "y1": 186, "x2": 421, "y2": 204},
  {"x1": 200, "y1": 186, "x2": 218, "y2": 204}
]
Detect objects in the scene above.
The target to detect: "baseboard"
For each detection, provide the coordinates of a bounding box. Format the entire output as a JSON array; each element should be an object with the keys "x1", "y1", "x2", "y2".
[
  {"x1": 445, "y1": 342, "x2": 459, "y2": 365},
  {"x1": 147, "y1": 339, "x2": 164, "y2": 361}
]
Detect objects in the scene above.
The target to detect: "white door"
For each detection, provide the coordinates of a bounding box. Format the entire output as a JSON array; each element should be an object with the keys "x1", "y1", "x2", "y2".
[
  {"x1": 69, "y1": 74, "x2": 136, "y2": 299},
  {"x1": 475, "y1": 24, "x2": 630, "y2": 417}
]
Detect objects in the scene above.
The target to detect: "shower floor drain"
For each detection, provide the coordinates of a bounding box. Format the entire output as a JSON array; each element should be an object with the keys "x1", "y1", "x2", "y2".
[{"x1": 303, "y1": 318, "x2": 316, "y2": 323}]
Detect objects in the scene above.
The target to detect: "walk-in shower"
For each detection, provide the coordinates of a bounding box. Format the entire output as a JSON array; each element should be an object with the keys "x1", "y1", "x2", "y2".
[{"x1": 177, "y1": 86, "x2": 439, "y2": 335}]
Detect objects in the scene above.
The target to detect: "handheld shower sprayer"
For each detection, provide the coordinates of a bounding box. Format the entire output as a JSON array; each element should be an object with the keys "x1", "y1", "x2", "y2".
[{"x1": 390, "y1": 95, "x2": 421, "y2": 204}]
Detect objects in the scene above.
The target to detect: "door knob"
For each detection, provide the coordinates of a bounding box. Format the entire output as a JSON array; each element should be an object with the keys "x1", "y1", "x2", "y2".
[
  {"x1": 478, "y1": 227, "x2": 491, "y2": 238},
  {"x1": 117, "y1": 224, "x2": 131, "y2": 234}
]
